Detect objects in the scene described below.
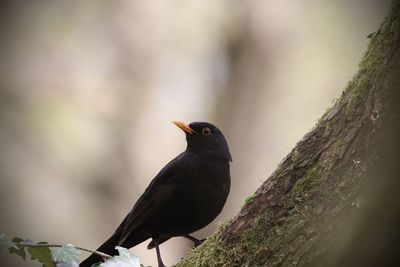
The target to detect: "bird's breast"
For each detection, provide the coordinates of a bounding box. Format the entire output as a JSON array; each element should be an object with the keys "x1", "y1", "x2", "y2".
[
  {"x1": 144, "y1": 156, "x2": 230, "y2": 236},
  {"x1": 174, "y1": 160, "x2": 230, "y2": 229}
]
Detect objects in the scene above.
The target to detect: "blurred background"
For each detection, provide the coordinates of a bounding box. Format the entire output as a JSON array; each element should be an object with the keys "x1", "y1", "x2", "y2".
[{"x1": 0, "y1": 0, "x2": 390, "y2": 266}]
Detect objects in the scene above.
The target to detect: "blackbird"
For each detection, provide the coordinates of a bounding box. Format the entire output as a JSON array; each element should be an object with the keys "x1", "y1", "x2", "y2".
[{"x1": 80, "y1": 121, "x2": 231, "y2": 267}]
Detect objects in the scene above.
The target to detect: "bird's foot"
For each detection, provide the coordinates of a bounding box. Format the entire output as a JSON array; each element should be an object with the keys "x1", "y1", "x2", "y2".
[{"x1": 183, "y1": 234, "x2": 205, "y2": 247}]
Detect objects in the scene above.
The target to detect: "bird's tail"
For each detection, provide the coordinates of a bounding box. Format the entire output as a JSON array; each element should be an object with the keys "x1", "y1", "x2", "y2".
[
  {"x1": 79, "y1": 229, "x2": 150, "y2": 267},
  {"x1": 79, "y1": 231, "x2": 121, "y2": 267}
]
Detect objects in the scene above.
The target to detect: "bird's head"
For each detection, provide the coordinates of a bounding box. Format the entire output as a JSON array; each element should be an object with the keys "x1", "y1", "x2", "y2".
[{"x1": 173, "y1": 121, "x2": 232, "y2": 162}]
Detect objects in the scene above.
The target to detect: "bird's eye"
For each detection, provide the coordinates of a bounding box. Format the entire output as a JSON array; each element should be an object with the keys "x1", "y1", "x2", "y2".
[{"x1": 202, "y1": 127, "x2": 211, "y2": 135}]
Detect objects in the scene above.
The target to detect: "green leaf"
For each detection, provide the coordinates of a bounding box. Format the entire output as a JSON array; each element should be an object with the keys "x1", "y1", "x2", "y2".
[
  {"x1": 9, "y1": 237, "x2": 27, "y2": 260},
  {"x1": 0, "y1": 234, "x2": 14, "y2": 252},
  {"x1": 100, "y1": 246, "x2": 140, "y2": 267},
  {"x1": 114, "y1": 246, "x2": 136, "y2": 261},
  {"x1": 51, "y1": 243, "x2": 80, "y2": 265},
  {"x1": 27, "y1": 241, "x2": 54, "y2": 267},
  {"x1": 9, "y1": 246, "x2": 27, "y2": 260},
  {"x1": 11, "y1": 237, "x2": 24, "y2": 243}
]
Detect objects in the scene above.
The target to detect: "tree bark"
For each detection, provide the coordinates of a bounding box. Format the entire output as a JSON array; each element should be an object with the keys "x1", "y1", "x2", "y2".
[{"x1": 177, "y1": 1, "x2": 400, "y2": 266}]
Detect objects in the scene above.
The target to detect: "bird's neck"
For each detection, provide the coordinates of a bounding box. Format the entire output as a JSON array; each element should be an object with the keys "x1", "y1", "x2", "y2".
[{"x1": 186, "y1": 148, "x2": 231, "y2": 163}]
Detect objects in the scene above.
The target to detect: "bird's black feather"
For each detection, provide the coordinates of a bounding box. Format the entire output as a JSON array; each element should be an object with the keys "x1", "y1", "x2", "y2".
[{"x1": 80, "y1": 122, "x2": 231, "y2": 267}]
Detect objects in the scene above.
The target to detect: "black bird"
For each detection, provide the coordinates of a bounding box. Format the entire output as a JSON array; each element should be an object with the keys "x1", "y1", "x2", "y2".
[{"x1": 80, "y1": 121, "x2": 231, "y2": 267}]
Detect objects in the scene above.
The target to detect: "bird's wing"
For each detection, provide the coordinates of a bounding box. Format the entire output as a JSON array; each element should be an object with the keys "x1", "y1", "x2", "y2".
[{"x1": 117, "y1": 153, "x2": 185, "y2": 244}]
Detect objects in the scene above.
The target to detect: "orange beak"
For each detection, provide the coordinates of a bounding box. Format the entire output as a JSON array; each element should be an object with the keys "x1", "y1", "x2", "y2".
[{"x1": 173, "y1": 121, "x2": 196, "y2": 135}]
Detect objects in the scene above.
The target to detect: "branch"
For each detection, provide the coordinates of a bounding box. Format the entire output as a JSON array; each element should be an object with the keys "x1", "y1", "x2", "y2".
[{"x1": 17, "y1": 242, "x2": 112, "y2": 259}]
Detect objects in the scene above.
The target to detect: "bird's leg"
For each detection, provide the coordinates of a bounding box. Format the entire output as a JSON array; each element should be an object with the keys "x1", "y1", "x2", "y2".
[
  {"x1": 153, "y1": 237, "x2": 166, "y2": 267},
  {"x1": 183, "y1": 234, "x2": 205, "y2": 247}
]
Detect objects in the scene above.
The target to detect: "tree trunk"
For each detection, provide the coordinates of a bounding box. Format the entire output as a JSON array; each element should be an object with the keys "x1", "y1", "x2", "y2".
[{"x1": 177, "y1": 1, "x2": 400, "y2": 266}]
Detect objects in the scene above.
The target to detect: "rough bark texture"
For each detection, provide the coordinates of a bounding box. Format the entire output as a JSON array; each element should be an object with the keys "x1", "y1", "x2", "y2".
[{"x1": 177, "y1": 1, "x2": 400, "y2": 266}]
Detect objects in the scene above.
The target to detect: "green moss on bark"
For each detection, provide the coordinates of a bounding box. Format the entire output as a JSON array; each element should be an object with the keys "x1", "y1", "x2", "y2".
[
  {"x1": 178, "y1": 161, "x2": 325, "y2": 267},
  {"x1": 178, "y1": 221, "x2": 238, "y2": 267},
  {"x1": 290, "y1": 164, "x2": 322, "y2": 204},
  {"x1": 244, "y1": 194, "x2": 255, "y2": 207}
]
